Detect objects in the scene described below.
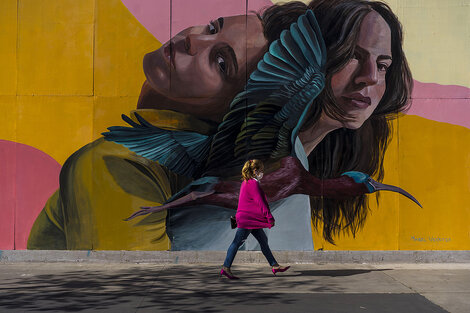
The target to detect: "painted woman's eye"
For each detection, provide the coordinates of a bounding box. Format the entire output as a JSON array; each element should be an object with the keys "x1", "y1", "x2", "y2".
[
  {"x1": 378, "y1": 63, "x2": 389, "y2": 72},
  {"x1": 208, "y1": 21, "x2": 217, "y2": 35},
  {"x1": 217, "y1": 55, "x2": 226, "y2": 73}
]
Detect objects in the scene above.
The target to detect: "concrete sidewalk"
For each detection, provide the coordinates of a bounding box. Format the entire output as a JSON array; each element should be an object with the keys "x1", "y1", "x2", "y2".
[{"x1": 0, "y1": 262, "x2": 469, "y2": 312}]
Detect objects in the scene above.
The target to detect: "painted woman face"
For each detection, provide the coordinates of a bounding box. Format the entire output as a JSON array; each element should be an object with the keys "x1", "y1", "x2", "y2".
[
  {"x1": 143, "y1": 15, "x2": 267, "y2": 122},
  {"x1": 330, "y1": 11, "x2": 392, "y2": 130}
]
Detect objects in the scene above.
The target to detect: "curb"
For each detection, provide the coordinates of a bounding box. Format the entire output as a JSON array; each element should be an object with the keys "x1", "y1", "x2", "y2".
[{"x1": 1, "y1": 250, "x2": 469, "y2": 264}]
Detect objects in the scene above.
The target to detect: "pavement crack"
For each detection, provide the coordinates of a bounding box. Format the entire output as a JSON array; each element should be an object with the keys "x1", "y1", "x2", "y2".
[{"x1": 377, "y1": 268, "x2": 418, "y2": 293}]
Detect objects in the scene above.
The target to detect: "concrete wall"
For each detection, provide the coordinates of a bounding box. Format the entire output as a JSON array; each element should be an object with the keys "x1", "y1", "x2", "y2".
[{"x1": 1, "y1": 0, "x2": 469, "y2": 251}]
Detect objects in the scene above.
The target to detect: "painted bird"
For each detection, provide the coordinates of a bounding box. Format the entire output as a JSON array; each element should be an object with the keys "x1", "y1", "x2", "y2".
[{"x1": 103, "y1": 10, "x2": 421, "y2": 222}]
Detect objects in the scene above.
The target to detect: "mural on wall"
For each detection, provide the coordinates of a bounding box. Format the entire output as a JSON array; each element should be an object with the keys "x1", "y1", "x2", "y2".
[
  {"x1": 102, "y1": 3, "x2": 422, "y2": 251},
  {"x1": 1, "y1": 0, "x2": 469, "y2": 251}
]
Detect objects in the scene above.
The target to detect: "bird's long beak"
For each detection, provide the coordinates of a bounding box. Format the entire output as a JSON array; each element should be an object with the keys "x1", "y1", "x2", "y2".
[{"x1": 368, "y1": 178, "x2": 423, "y2": 208}]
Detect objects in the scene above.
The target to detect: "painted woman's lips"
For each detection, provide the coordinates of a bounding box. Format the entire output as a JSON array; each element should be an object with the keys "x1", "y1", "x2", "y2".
[{"x1": 343, "y1": 93, "x2": 371, "y2": 109}]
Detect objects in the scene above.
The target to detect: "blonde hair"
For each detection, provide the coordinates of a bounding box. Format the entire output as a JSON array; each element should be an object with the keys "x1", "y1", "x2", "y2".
[{"x1": 241, "y1": 159, "x2": 264, "y2": 181}]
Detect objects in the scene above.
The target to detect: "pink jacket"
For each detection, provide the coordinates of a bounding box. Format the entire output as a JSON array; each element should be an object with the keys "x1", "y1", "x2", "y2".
[{"x1": 235, "y1": 179, "x2": 275, "y2": 229}]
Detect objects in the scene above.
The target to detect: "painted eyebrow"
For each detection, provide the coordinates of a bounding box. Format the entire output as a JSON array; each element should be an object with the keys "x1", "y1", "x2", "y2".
[
  {"x1": 355, "y1": 46, "x2": 392, "y2": 61},
  {"x1": 377, "y1": 55, "x2": 392, "y2": 61},
  {"x1": 217, "y1": 17, "x2": 224, "y2": 30}
]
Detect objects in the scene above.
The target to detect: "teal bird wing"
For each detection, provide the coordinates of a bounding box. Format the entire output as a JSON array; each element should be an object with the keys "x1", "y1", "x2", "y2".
[
  {"x1": 206, "y1": 10, "x2": 327, "y2": 172},
  {"x1": 102, "y1": 113, "x2": 211, "y2": 178},
  {"x1": 103, "y1": 10, "x2": 326, "y2": 179}
]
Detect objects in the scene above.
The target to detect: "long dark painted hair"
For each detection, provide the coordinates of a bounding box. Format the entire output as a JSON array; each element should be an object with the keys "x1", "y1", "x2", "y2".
[
  {"x1": 206, "y1": 0, "x2": 412, "y2": 244},
  {"x1": 303, "y1": 0, "x2": 413, "y2": 243}
]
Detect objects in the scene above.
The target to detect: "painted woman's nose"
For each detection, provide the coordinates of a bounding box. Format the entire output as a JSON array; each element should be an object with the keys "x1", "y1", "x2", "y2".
[
  {"x1": 354, "y1": 58, "x2": 379, "y2": 86},
  {"x1": 184, "y1": 34, "x2": 212, "y2": 56}
]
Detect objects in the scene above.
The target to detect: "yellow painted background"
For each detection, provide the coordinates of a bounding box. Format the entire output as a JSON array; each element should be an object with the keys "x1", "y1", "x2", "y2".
[
  {"x1": 1, "y1": 0, "x2": 469, "y2": 250},
  {"x1": 0, "y1": 0, "x2": 157, "y2": 164}
]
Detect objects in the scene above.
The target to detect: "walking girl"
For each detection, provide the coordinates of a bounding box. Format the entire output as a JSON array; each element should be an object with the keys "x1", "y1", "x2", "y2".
[{"x1": 220, "y1": 159, "x2": 290, "y2": 279}]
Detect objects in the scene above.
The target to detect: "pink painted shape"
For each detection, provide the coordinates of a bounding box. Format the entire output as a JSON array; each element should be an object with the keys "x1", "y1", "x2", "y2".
[
  {"x1": 412, "y1": 80, "x2": 470, "y2": 99},
  {"x1": 121, "y1": 0, "x2": 273, "y2": 43},
  {"x1": 408, "y1": 80, "x2": 470, "y2": 130},
  {"x1": 121, "y1": 0, "x2": 170, "y2": 43},
  {"x1": 0, "y1": 140, "x2": 61, "y2": 250},
  {"x1": 0, "y1": 141, "x2": 16, "y2": 249}
]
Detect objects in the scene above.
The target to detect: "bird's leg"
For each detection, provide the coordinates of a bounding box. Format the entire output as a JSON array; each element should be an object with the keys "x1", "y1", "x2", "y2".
[{"x1": 126, "y1": 180, "x2": 241, "y2": 220}]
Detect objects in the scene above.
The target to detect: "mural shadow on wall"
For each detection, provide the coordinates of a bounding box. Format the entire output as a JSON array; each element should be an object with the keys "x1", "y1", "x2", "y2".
[{"x1": 0, "y1": 265, "x2": 391, "y2": 312}]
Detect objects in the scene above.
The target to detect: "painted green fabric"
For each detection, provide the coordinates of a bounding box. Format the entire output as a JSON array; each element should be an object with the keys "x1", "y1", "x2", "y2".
[{"x1": 27, "y1": 110, "x2": 215, "y2": 250}]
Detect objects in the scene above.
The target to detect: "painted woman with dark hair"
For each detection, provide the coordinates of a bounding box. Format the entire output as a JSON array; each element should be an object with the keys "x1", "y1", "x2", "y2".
[
  {"x1": 106, "y1": 0, "x2": 420, "y2": 252},
  {"x1": 27, "y1": 1, "x2": 315, "y2": 250},
  {"x1": 302, "y1": 0, "x2": 413, "y2": 242},
  {"x1": 196, "y1": 0, "x2": 414, "y2": 245}
]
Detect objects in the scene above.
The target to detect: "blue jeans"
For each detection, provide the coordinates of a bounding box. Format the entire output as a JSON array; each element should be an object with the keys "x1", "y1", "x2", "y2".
[{"x1": 223, "y1": 228, "x2": 278, "y2": 267}]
